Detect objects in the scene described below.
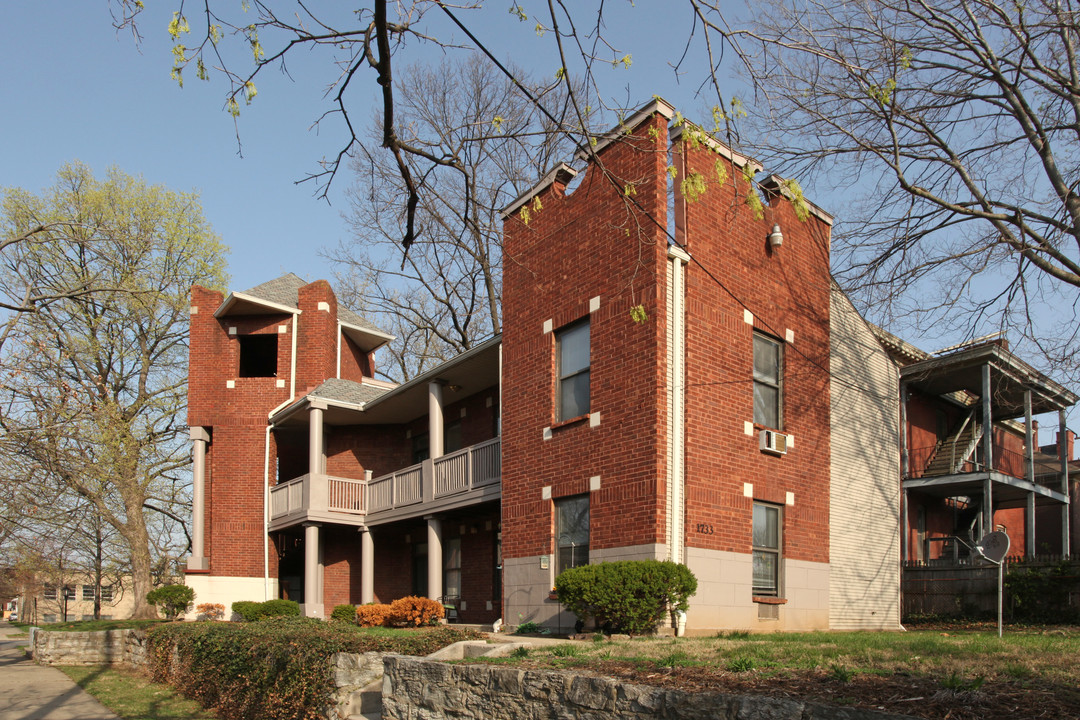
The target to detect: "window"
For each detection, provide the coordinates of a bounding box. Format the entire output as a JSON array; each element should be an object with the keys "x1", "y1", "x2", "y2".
[
  {"x1": 101, "y1": 585, "x2": 114, "y2": 602},
  {"x1": 444, "y1": 421, "x2": 463, "y2": 454},
  {"x1": 753, "y1": 333, "x2": 782, "y2": 429},
  {"x1": 43, "y1": 584, "x2": 57, "y2": 600},
  {"x1": 82, "y1": 585, "x2": 95, "y2": 601},
  {"x1": 444, "y1": 537, "x2": 462, "y2": 599},
  {"x1": 556, "y1": 319, "x2": 590, "y2": 421},
  {"x1": 43, "y1": 614, "x2": 56, "y2": 623},
  {"x1": 752, "y1": 503, "x2": 782, "y2": 596},
  {"x1": 238, "y1": 334, "x2": 278, "y2": 377},
  {"x1": 63, "y1": 585, "x2": 76, "y2": 600},
  {"x1": 555, "y1": 495, "x2": 590, "y2": 575},
  {"x1": 411, "y1": 432, "x2": 429, "y2": 464}
]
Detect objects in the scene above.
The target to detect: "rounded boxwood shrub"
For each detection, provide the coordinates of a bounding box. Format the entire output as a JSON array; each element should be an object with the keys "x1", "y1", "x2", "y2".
[
  {"x1": 388, "y1": 596, "x2": 444, "y2": 626},
  {"x1": 356, "y1": 603, "x2": 391, "y2": 627},
  {"x1": 554, "y1": 560, "x2": 697, "y2": 636},
  {"x1": 330, "y1": 604, "x2": 358, "y2": 623},
  {"x1": 231, "y1": 599, "x2": 300, "y2": 621},
  {"x1": 146, "y1": 584, "x2": 195, "y2": 620}
]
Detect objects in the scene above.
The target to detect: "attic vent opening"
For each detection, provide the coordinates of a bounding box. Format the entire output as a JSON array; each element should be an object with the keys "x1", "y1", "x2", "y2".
[{"x1": 238, "y1": 334, "x2": 278, "y2": 377}]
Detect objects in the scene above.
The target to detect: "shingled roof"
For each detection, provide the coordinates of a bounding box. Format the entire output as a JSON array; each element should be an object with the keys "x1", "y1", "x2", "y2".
[
  {"x1": 306, "y1": 377, "x2": 390, "y2": 406},
  {"x1": 243, "y1": 274, "x2": 386, "y2": 335}
]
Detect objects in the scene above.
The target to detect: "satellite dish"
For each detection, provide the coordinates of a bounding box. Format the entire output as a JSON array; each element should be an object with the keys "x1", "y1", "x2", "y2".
[{"x1": 976, "y1": 531, "x2": 1010, "y2": 564}]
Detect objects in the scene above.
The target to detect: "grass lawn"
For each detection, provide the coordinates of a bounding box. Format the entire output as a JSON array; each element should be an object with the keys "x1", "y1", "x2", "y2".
[
  {"x1": 59, "y1": 666, "x2": 218, "y2": 720},
  {"x1": 481, "y1": 628, "x2": 1080, "y2": 719}
]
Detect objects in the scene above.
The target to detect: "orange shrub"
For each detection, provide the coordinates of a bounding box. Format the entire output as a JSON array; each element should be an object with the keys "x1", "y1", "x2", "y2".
[
  {"x1": 355, "y1": 603, "x2": 392, "y2": 628},
  {"x1": 195, "y1": 603, "x2": 225, "y2": 621},
  {"x1": 388, "y1": 596, "x2": 445, "y2": 627}
]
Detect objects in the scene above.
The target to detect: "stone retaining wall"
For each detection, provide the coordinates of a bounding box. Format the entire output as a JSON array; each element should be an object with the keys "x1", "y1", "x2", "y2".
[
  {"x1": 33, "y1": 628, "x2": 147, "y2": 667},
  {"x1": 382, "y1": 655, "x2": 916, "y2": 720}
]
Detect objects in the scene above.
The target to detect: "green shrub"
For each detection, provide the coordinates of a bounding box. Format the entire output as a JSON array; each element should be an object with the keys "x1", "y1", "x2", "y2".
[
  {"x1": 330, "y1": 604, "x2": 357, "y2": 623},
  {"x1": 146, "y1": 584, "x2": 195, "y2": 620},
  {"x1": 554, "y1": 560, "x2": 697, "y2": 636},
  {"x1": 259, "y1": 599, "x2": 300, "y2": 618},
  {"x1": 231, "y1": 601, "x2": 262, "y2": 622},
  {"x1": 231, "y1": 599, "x2": 299, "y2": 621},
  {"x1": 145, "y1": 618, "x2": 481, "y2": 720}
]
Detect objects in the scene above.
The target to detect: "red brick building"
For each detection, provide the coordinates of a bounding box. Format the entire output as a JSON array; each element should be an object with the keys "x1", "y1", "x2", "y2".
[{"x1": 184, "y1": 98, "x2": 1073, "y2": 632}]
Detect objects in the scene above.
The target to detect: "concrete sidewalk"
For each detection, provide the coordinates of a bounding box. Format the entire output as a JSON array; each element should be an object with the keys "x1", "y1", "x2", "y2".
[{"x1": 0, "y1": 621, "x2": 120, "y2": 720}]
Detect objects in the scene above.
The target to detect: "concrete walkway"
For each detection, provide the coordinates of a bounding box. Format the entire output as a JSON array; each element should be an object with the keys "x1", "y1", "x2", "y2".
[{"x1": 0, "y1": 621, "x2": 120, "y2": 720}]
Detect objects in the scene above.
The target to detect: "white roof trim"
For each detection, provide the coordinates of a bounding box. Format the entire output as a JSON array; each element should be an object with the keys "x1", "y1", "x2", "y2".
[
  {"x1": 214, "y1": 291, "x2": 301, "y2": 318},
  {"x1": 575, "y1": 97, "x2": 676, "y2": 162},
  {"x1": 500, "y1": 163, "x2": 578, "y2": 219},
  {"x1": 669, "y1": 123, "x2": 762, "y2": 174},
  {"x1": 339, "y1": 319, "x2": 395, "y2": 343},
  {"x1": 762, "y1": 174, "x2": 834, "y2": 226}
]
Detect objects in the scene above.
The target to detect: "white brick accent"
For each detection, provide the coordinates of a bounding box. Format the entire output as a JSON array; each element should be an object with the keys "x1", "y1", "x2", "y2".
[
  {"x1": 543, "y1": 319, "x2": 553, "y2": 334},
  {"x1": 786, "y1": 434, "x2": 795, "y2": 449},
  {"x1": 542, "y1": 427, "x2": 552, "y2": 441},
  {"x1": 190, "y1": 306, "x2": 198, "y2": 315},
  {"x1": 786, "y1": 491, "x2": 795, "y2": 506},
  {"x1": 228, "y1": 326, "x2": 237, "y2": 335},
  {"x1": 460, "y1": 408, "x2": 467, "y2": 418},
  {"x1": 279, "y1": 325, "x2": 288, "y2": 334},
  {"x1": 589, "y1": 412, "x2": 601, "y2": 428},
  {"x1": 276, "y1": 379, "x2": 286, "y2": 388},
  {"x1": 589, "y1": 475, "x2": 601, "y2": 492},
  {"x1": 743, "y1": 483, "x2": 754, "y2": 498},
  {"x1": 785, "y1": 328, "x2": 795, "y2": 343},
  {"x1": 318, "y1": 301, "x2": 331, "y2": 312},
  {"x1": 226, "y1": 380, "x2": 236, "y2": 389},
  {"x1": 589, "y1": 296, "x2": 601, "y2": 313},
  {"x1": 744, "y1": 421, "x2": 754, "y2": 436},
  {"x1": 541, "y1": 486, "x2": 552, "y2": 500},
  {"x1": 743, "y1": 309, "x2": 754, "y2": 325}
]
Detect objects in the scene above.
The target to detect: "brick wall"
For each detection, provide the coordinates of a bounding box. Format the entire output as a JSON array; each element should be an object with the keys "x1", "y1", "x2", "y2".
[
  {"x1": 502, "y1": 109, "x2": 671, "y2": 564},
  {"x1": 674, "y1": 137, "x2": 833, "y2": 568}
]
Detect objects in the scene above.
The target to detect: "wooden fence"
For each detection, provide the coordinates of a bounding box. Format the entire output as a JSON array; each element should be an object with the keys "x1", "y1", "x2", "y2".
[{"x1": 902, "y1": 555, "x2": 1080, "y2": 621}]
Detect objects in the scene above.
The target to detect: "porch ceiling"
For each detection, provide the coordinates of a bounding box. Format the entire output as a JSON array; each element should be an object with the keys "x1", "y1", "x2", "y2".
[
  {"x1": 900, "y1": 344, "x2": 1076, "y2": 418},
  {"x1": 903, "y1": 470, "x2": 1069, "y2": 508}
]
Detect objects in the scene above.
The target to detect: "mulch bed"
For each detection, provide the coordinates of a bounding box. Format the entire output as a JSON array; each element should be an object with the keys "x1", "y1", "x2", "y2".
[{"x1": 581, "y1": 661, "x2": 1080, "y2": 719}]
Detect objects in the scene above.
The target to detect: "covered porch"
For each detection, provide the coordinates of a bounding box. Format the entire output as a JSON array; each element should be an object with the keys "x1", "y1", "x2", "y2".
[{"x1": 900, "y1": 342, "x2": 1076, "y2": 561}]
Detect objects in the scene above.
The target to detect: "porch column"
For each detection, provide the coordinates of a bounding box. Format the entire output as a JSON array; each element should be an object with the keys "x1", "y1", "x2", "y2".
[
  {"x1": 982, "y1": 365, "x2": 994, "y2": 534},
  {"x1": 360, "y1": 528, "x2": 374, "y2": 605},
  {"x1": 901, "y1": 490, "x2": 910, "y2": 563},
  {"x1": 1025, "y1": 390, "x2": 1035, "y2": 557},
  {"x1": 301, "y1": 523, "x2": 323, "y2": 618},
  {"x1": 426, "y1": 515, "x2": 443, "y2": 601},
  {"x1": 1061, "y1": 409, "x2": 1071, "y2": 556},
  {"x1": 188, "y1": 427, "x2": 209, "y2": 571},
  {"x1": 309, "y1": 404, "x2": 325, "y2": 475},
  {"x1": 428, "y1": 381, "x2": 444, "y2": 459}
]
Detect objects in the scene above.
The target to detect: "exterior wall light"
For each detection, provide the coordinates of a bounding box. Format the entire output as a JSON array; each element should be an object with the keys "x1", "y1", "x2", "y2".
[{"x1": 768, "y1": 224, "x2": 784, "y2": 248}]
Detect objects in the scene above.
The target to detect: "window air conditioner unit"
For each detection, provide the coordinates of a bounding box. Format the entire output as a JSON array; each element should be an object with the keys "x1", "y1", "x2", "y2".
[{"x1": 759, "y1": 429, "x2": 787, "y2": 455}]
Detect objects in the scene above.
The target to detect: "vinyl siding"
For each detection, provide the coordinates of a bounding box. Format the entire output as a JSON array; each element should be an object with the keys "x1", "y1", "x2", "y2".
[{"x1": 829, "y1": 287, "x2": 902, "y2": 629}]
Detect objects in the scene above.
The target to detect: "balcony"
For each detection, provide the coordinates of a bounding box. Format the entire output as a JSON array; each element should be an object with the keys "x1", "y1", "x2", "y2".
[{"x1": 268, "y1": 437, "x2": 500, "y2": 531}]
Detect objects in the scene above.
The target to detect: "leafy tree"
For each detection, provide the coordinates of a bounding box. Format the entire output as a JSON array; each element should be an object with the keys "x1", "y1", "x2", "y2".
[
  {"x1": 146, "y1": 583, "x2": 195, "y2": 620},
  {"x1": 0, "y1": 162, "x2": 228, "y2": 618}
]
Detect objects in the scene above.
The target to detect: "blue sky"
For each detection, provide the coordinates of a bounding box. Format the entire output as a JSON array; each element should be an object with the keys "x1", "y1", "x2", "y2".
[{"x1": 0, "y1": 2, "x2": 725, "y2": 292}]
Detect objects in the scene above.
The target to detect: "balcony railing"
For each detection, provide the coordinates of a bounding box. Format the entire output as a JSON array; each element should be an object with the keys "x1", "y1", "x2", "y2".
[
  {"x1": 269, "y1": 437, "x2": 501, "y2": 526},
  {"x1": 908, "y1": 443, "x2": 1065, "y2": 486}
]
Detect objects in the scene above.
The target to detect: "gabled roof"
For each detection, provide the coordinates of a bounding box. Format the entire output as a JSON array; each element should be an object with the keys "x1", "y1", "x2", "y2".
[{"x1": 213, "y1": 273, "x2": 393, "y2": 351}]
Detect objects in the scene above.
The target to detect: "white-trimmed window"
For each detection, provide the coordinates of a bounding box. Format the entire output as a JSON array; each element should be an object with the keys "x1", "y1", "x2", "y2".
[
  {"x1": 82, "y1": 585, "x2": 95, "y2": 601},
  {"x1": 101, "y1": 585, "x2": 114, "y2": 602},
  {"x1": 752, "y1": 502, "x2": 782, "y2": 596},
  {"x1": 43, "y1": 585, "x2": 57, "y2": 601},
  {"x1": 753, "y1": 333, "x2": 782, "y2": 429},
  {"x1": 555, "y1": 495, "x2": 590, "y2": 575},
  {"x1": 556, "y1": 319, "x2": 590, "y2": 421}
]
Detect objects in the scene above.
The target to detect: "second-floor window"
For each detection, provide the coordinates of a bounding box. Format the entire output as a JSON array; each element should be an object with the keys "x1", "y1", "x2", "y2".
[
  {"x1": 753, "y1": 332, "x2": 782, "y2": 429},
  {"x1": 238, "y1": 334, "x2": 278, "y2": 377},
  {"x1": 556, "y1": 319, "x2": 590, "y2": 421}
]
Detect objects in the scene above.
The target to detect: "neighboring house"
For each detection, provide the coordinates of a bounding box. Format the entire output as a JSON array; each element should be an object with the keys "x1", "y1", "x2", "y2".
[
  {"x1": 872, "y1": 328, "x2": 1077, "y2": 562},
  {"x1": 183, "y1": 98, "x2": 1072, "y2": 632},
  {"x1": 13, "y1": 575, "x2": 136, "y2": 623}
]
